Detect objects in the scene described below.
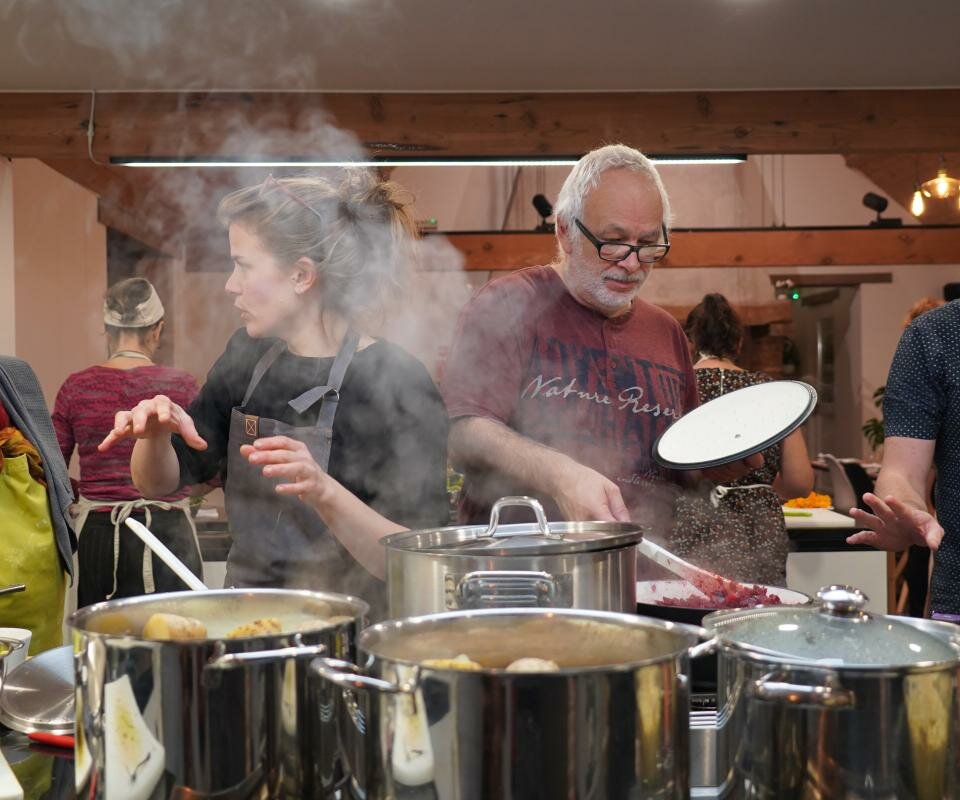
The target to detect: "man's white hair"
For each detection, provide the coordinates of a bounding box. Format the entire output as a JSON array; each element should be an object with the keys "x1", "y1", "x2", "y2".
[{"x1": 553, "y1": 144, "x2": 672, "y2": 236}]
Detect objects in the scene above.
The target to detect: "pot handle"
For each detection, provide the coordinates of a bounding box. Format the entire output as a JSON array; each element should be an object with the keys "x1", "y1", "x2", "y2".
[
  {"x1": 485, "y1": 496, "x2": 562, "y2": 540},
  {"x1": 751, "y1": 670, "x2": 855, "y2": 709},
  {"x1": 666, "y1": 622, "x2": 717, "y2": 660},
  {"x1": 311, "y1": 657, "x2": 417, "y2": 695},
  {"x1": 454, "y1": 570, "x2": 562, "y2": 608},
  {"x1": 205, "y1": 635, "x2": 326, "y2": 669}
]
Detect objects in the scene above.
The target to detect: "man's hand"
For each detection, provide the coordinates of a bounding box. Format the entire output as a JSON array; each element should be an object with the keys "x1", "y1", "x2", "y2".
[
  {"x1": 698, "y1": 452, "x2": 764, "y2": 484},
  {"x1": 550, "y1": 462, "x2": 631, "y2": 522},
  {"x1": 847, "y1": 492, "x2": 943, "y2": 552}
]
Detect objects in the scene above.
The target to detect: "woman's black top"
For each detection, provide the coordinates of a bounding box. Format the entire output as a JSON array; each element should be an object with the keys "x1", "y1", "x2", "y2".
[{"x1": 173, "y1": 329, "x2": 450, "y2": 536}]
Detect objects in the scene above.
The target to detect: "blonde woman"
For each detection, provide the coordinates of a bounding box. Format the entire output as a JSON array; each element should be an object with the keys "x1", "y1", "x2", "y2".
[{"x1": 99, "y1": 173, "x2": 448, "y2": 617}]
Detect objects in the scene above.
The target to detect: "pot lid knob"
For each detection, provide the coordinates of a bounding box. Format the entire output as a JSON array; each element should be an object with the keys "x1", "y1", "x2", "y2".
[{"x1": 816, "y1": 585, "x2": 868, "y2": 617}]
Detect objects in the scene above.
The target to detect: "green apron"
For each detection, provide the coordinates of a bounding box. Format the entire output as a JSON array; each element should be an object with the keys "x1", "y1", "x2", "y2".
[{"x1": 0, "y1": 453, "x2": 66, "y2": 653}]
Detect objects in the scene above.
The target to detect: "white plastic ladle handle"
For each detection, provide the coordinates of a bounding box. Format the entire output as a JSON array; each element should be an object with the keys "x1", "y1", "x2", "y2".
[
  {"x1": 0, "y1": 749, "x2": 23, "y2": 800},
  {"x1": 124, "y1": 517, "x2": 208, "y2": 591}
]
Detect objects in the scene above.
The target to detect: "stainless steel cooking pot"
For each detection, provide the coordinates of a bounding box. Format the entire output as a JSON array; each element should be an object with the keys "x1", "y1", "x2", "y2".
[
  {"x1": 704, "y1": 585, "x2": 960, "y2": 799},
  {"x1": 381, "y1": 496, "x2": 644, "y2": 617},
  {"x1": 70, "y1": 588, "x2": 368, "y2": 800},
  {"x1": 0, "y1": 636, "x2": 26, "y2": 684},
  {"x1": 315, "y1": 607, "x2": 714, "y2": 800}
]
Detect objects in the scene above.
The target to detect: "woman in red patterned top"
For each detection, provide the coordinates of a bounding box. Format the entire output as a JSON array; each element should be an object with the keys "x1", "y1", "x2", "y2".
[{"x1": 53, "y1": 278, "x2": 201, "y2": 607}]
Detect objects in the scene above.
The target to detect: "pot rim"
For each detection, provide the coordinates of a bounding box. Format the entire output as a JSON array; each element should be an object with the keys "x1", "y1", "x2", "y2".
[
  {"x1": 357, "y1": 607, "x2": 706, "y2": 674},
  {"x1": 68, "y1": 587, "x2": 369, "y2": 643},
  {"x1": 380, "y1": 521, "x2": 645, "y2": 557},
  {"x1": 713, "y1": 635, "x2": 960, "y2": 674},
  {"x1": 704, "y1": 596, "x2": 960, "y2": 672}
]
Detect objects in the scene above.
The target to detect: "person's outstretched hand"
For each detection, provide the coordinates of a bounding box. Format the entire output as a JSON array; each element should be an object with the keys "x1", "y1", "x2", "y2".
[
  {"x1": 98, "y1": 394, "x2": 207, "y2": 452},
  {"x1": 847, "y1": 492, "x2": 943, "y2": 552}
]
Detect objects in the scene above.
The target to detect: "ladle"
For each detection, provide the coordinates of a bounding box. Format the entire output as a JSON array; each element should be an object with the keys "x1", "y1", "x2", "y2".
[
  {"x1": 124, "y1": 518, "x2": 208, "y2": 591},
  {"x1": 636, "y1": 538, "x2": 755, "y2": 599}
]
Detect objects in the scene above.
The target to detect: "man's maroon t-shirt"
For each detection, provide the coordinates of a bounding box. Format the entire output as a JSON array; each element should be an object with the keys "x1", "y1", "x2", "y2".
[{"x1": 441, "y1": 265, "x2": 699, "y2": 523}]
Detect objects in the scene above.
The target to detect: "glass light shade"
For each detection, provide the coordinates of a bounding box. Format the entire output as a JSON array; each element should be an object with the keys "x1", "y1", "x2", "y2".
[
  {"x1": 935, "y1": 169, "x2": 952, "y2": 198},
  {"x1": 911, "y1": 189, "x2": 926, "y2": 216},
  {"x1": 921, "y1": 166, "x2": 960, "y2": 200}
]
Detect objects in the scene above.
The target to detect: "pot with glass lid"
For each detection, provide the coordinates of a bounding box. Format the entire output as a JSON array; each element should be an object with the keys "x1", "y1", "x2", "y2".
[
  {"x1": 381, "y1": 496, "x2": 644, "y2": 617},
  {"x1": 703, "y1": 585, "x2": 960, "y2": 800}
]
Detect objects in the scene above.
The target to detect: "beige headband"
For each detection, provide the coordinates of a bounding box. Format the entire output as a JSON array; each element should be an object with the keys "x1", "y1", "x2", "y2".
[{"x1": 103, "y1": 284, "x2": 165, "y2": 328}]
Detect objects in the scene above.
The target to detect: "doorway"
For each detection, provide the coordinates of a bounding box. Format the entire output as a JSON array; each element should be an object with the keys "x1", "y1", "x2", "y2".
[{"x1": 790, "y1": 286, "x2": 859, "y2": 458}]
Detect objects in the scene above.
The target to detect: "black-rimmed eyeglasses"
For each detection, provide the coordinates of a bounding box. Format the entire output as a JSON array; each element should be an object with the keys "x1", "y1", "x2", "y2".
[{"x1": 574, "y1": 218, "x2": 670, "y2": 263}]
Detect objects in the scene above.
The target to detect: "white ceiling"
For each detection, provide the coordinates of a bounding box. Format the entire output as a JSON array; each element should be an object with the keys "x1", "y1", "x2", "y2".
[{"x1": 2, "y1": 0, "x2": 958, "y2": 92}]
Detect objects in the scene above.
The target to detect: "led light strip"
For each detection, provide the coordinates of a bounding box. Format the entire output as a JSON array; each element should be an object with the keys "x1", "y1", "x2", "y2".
[{"x1": 115, "y1": 156, "x2": 747, "y2": 168}]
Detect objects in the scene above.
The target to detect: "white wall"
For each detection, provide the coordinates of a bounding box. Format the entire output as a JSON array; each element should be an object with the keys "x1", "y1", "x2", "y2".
[{"x1": 9, "y1": 159, "x2": 107, "y2": 405}]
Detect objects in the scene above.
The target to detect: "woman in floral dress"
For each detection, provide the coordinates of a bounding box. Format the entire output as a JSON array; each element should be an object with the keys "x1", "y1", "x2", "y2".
[{"x1": 668, "y1": 294, "x2": 814, "y2": 586}]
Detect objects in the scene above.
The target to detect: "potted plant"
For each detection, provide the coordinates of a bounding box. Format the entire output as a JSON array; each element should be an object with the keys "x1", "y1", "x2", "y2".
[{"x1": 861, "y1": 386, "x2": 885, "y2": 457}]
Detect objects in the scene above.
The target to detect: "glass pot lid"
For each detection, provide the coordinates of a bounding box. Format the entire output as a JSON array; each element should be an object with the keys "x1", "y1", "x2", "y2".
[
  {"x1": 380, "y1": 496, "x2": 644, "y2": 557},
  {"x1": 704, "y1": 585, "x2": 960, "y2": 668}
]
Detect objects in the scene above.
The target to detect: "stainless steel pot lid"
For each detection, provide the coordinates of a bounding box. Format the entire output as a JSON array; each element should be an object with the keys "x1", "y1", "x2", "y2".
[
  {"x1": 704, "y1": 585, "x2": 960, "y2": 669},
  {"x1": 653, "y1": 380, "x2": 817, "y2": 470},
  {"x1": 380, "y1": 496, "x2": 644, "y2": 556},
  {"x1": 0, "y1": 645, "x2": 73, "y2": 735}
]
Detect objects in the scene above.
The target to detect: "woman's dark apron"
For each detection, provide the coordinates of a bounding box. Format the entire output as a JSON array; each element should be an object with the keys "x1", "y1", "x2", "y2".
[{"x1": 223, "y1": 330, "x2": 377, "y2": 599}]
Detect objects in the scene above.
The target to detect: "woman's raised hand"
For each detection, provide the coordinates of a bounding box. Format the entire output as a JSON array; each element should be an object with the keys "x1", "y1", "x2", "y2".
[
  {"x1": 241, "y1": 436, "x2": 333, "y2": 506},
  {"x1": 98, "y1": 394, "x2": 208, "y2": 452}
]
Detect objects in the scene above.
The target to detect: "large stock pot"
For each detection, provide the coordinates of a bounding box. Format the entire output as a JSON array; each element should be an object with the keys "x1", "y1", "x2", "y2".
[
  {"x1": 70, "y1": 588, "x2": 368, "y2": 800},
  {"x1": 704, "y1": 585, "x2": 960, "y2": 800},
  {"x1": 381, "y1": 496, "x2": 644, "y2": 617},
  {"x1": 315, "y1": 607, "x2": 714, "y2": 800}
]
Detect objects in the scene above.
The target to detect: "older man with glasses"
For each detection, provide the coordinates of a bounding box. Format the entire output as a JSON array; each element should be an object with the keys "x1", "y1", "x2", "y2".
[{"x1": 441, "y1": 143, "x2": 758, "y2": 527}]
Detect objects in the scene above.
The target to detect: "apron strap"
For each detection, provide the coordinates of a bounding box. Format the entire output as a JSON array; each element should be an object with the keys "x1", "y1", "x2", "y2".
[
  {"x1": 287, "y1": 327, "x2": 361, "y2": 416},
  {"x1": 242, "y1": 341, "x2": 287, "y2": 407},
  {"x1": 287, "y1": 327, "x2": 361, "y2": 473},
  {"x1": 73, "y1": 496, "x2": 194, "y2": 597}
]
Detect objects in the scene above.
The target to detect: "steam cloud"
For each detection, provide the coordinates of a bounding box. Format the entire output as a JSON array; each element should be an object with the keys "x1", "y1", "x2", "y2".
[{"x1": 6, "y1": 0, "x2": 400, "y2": 89}]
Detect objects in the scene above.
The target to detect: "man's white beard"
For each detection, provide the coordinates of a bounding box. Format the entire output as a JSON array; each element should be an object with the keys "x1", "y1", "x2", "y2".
[{"x1": 565, "y1": 246, "x2": 647, "y2": 315}]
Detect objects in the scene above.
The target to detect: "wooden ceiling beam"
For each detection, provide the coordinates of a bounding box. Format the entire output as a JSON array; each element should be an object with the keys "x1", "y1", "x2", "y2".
[
  {"x1": 431, "y1": 227, "x2": 960, "y2": 271},
  {"x1": 658, "y1": 302, "x2": 794, "y2": 326},
  {"x1": 40, "y1": 158, "x2": 183, "y2": 255},
  {"x1": 4, "y1": 90, "x2": 960, "y2": 160},
  {"x1": 769, "y1": 272, "x2": 893, "y2": 286},
  {"x1": 185, "y1": 226, "x2": 960, "y2": 272}
]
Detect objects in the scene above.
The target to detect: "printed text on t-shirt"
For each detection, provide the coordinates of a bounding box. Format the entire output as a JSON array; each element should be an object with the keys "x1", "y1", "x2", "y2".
[{"x1": 522, "y1": 374, "x2": 683, "y2": 419}]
